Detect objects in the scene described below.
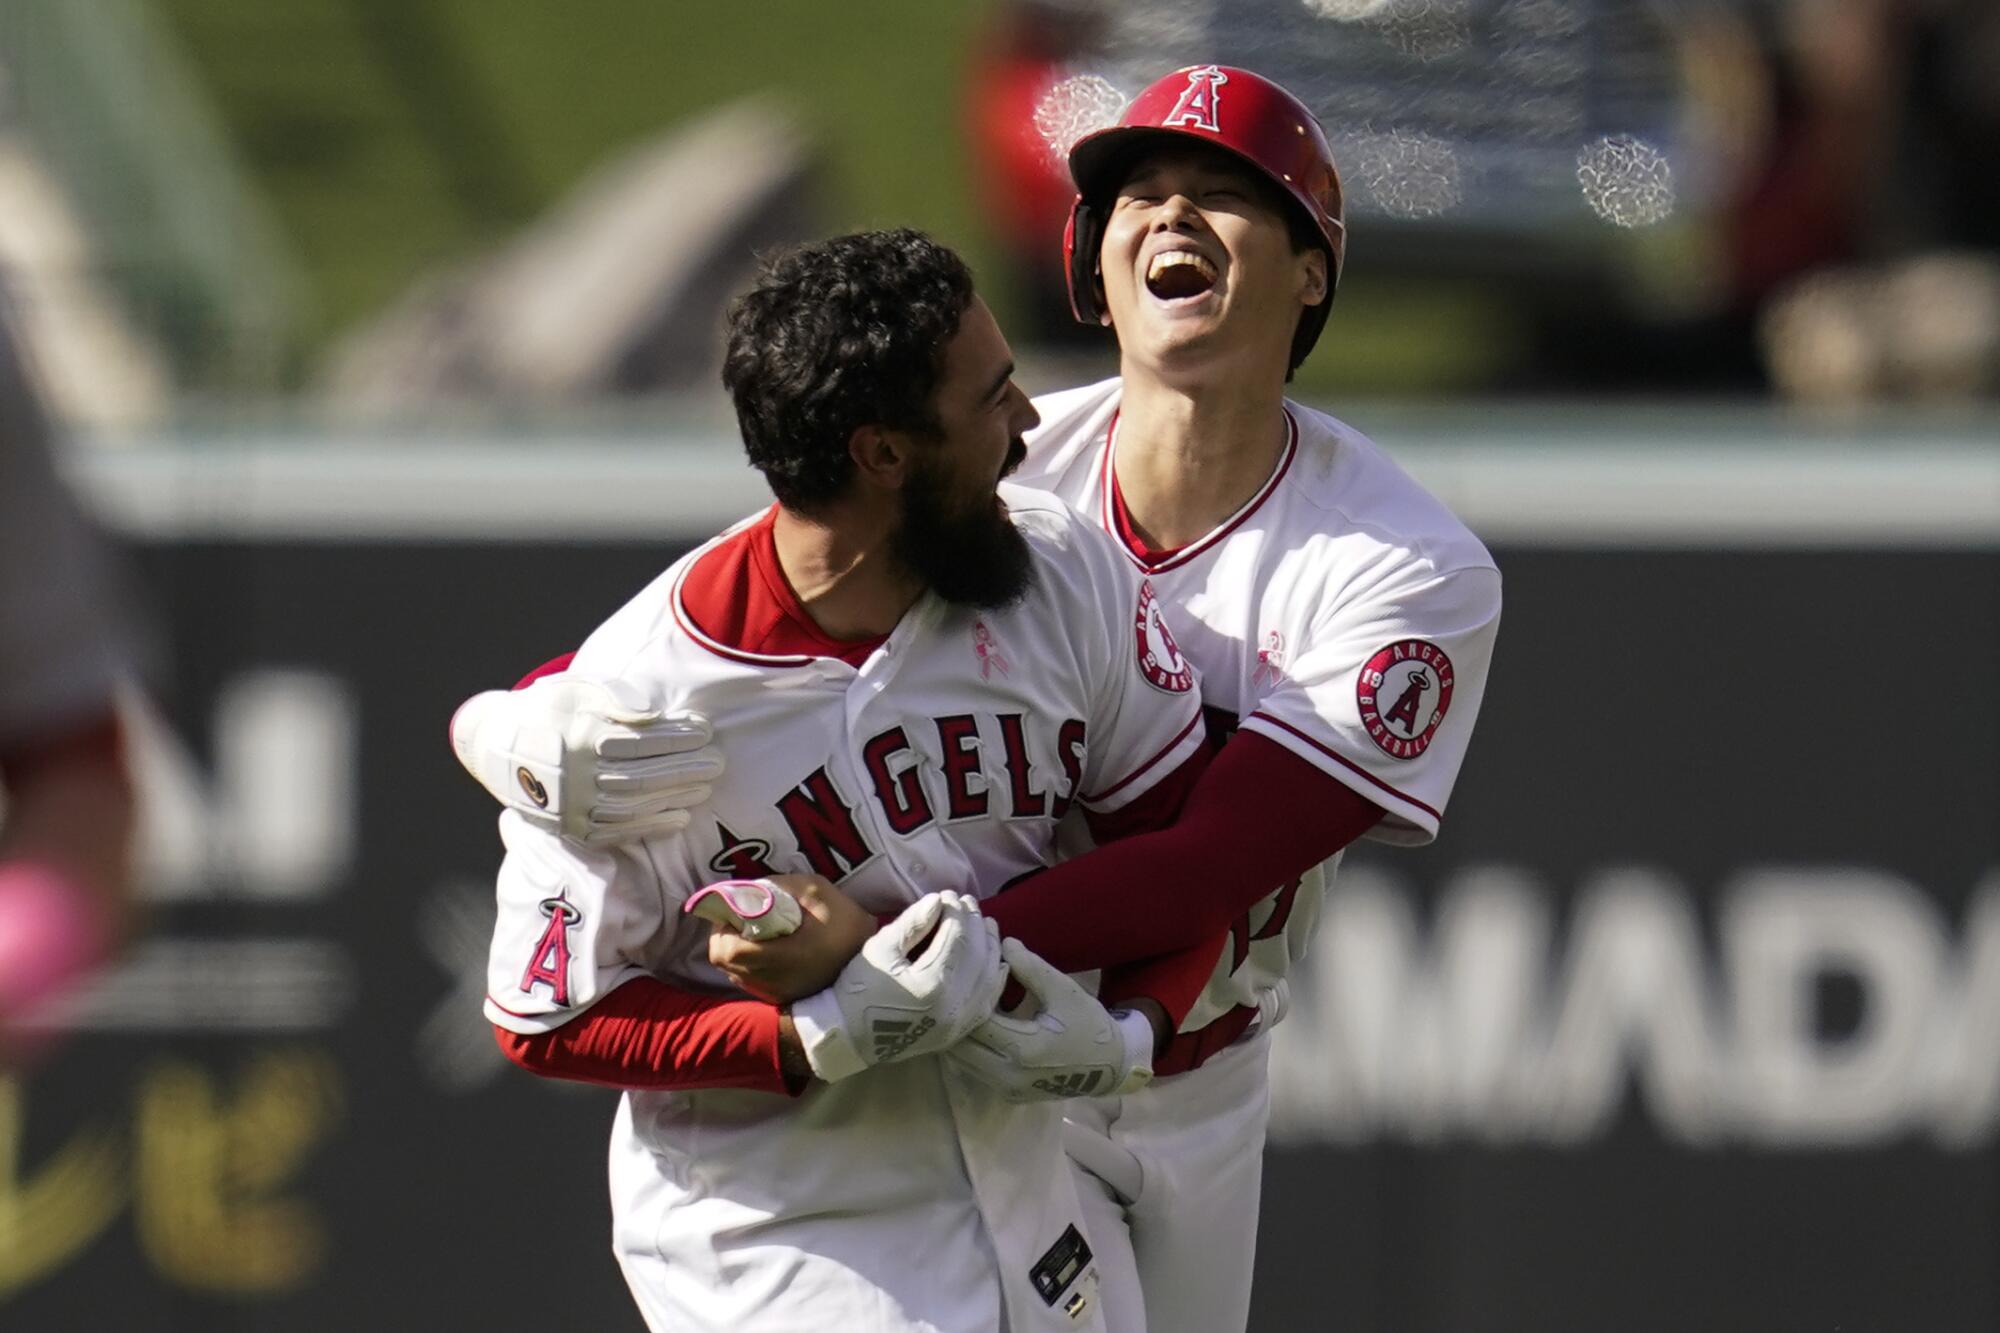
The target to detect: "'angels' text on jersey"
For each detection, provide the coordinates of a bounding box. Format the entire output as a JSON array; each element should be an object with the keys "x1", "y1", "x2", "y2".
[{"x1": 702, "y1": 711, "x2": 1089, "y2": 885}]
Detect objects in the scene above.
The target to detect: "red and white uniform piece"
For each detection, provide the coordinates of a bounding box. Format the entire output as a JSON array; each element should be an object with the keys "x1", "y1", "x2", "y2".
[
  {"x1": 484, "y1": 487, "x2": 1206, "y2": 1333},
  {"x1": 1016, "y1": 378, "x2": 1502, "y2": 1333}
]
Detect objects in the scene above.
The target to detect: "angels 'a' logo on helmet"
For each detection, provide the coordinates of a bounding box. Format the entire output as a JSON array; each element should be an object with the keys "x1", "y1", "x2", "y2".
[
  {"x1": 1356, "y1": 639, "x2": 1455, "y2": 759},
  {"x1": 1134, "y1": 579, "x2": 1194, "y2": 694},
  {"x1": 1163, "y1": 65, "x2": 1228, "y2": 132}
]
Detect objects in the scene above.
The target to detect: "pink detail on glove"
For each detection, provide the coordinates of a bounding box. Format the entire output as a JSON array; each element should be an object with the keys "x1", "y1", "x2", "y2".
[
  {"x1": 685, "y1": 879, "x2": 782, "y2": 924},
  {"x1": 0, "y1": 861, "x2": 108, "y2": 1035}
]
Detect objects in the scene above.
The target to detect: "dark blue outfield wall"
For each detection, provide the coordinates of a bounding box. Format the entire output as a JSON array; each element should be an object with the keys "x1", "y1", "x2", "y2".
[{"x1": 5, "y1": 537, "x2": 1994, "y2": 1331}]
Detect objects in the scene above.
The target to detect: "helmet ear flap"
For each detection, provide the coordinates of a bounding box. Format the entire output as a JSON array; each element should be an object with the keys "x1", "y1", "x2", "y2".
[{"x1": 1063, "y1": 197, "x2": 1110, "y2": 328}]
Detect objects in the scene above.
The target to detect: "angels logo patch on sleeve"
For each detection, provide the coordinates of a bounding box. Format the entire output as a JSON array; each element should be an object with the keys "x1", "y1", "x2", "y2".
[
  {"x1": 1134, "y1": 579, "x2": 1194, "y2": 693},
  {"x1": 519, "y1": 891, "x2": 582, "y2": 1004},
  {"x1": 1357, "y1": 639, "x2": 1455, "y2": 759}
]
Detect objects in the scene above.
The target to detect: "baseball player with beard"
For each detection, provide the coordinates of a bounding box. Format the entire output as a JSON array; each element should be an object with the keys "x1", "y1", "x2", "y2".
[
  {"x1": 456, "y1": 68, "x2": 1501, "y2": 1333},
  {"x1": 474, "y1": 229, "x2": 1227, "y2": 1333}
]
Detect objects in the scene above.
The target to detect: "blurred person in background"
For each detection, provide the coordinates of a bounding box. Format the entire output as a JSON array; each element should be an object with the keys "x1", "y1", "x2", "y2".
[
  {"x1": 1677, "y1": 0, "x2": 2000, "y2": 399},
  {"x1": 1517, "y1": 0, "x2": 2000, "y2": 399},
  {"x1": 965, "y1": 0, "x2": 1108, "y2": 344},
  {"x1": 0, "y1": 296, "x2": 143, "y2": 1061},
  {"x1": 1746, "y1": 0, "x2": 2000, "y2": 401}
]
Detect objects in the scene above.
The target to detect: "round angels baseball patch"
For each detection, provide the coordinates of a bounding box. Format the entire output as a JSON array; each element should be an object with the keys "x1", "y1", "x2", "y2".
[
  {"x1": 1134, "y1": 579, "x2": 1194, "y2": 693},
  {"x1": 1357, "y1": 639, "x2": 1455, "y2": 759}
]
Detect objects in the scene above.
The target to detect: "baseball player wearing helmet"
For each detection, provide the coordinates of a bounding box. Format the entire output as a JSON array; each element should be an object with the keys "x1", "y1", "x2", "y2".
[
  {"x1": 983, "y1": 67, "x2": 1500, "y2": 1333},
  {"x1": 476, "y1": 230, "x2": 1227, "y2": 1333},
  {"x1": 458, "y1": 67, "x2": 1501, "y2": 1333}
]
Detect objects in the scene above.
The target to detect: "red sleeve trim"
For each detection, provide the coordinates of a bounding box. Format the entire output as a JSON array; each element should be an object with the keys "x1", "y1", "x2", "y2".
[
  {"x1": 493, "y1": 976, "x2": 792, "y2": 1095},
  {"x1": 513, "y1": 653, "x2": 578, "y2": 691},
  {"x1": 1245, "y1": 711, "x2": 1442, "y2": 822},
  {"x1": 1082, "y1": 709, "x2": 1203, "y2": 806},
  {"x1": 1082, "y1": 734, "x2": 1210, "y2": 844}
]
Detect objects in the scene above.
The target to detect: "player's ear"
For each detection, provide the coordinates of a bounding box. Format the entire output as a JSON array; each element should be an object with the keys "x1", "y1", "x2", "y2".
[
  {"x1": 1295, "y1": 248, "x2": 1328, "y2": 310},
  {"x1": 848, "y1": 424, "x2": 913, "y2": 493}
]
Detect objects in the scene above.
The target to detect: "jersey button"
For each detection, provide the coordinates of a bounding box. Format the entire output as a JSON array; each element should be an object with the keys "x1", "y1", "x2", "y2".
[{"x1": 910, "y1": 860, "x2": 927, "y2": 876}]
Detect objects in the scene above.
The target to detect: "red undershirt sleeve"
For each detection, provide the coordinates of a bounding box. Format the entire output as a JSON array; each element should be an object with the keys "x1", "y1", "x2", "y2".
[
  {"x1": 494, "y1": 975, "x2": 794, "y2": 1095},
  {"x1": 512, "y1": 652, "x2": 578, "y2": 691},
  {"x1": 1096, "y1": 931, "x2": 1229, "y2": 1030},
  {"x1": 1073, "y1": 744, "x2": 1227, "y2": 1027},
  {"x1": 983, "y1": 730, "x2": 1385, "y2": 978}
]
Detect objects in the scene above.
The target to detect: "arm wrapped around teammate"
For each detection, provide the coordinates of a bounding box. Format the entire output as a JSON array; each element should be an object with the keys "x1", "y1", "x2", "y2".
[
  {"x1": 704, "y1": 873, "x2": 877, "y2": 1003},
  {"x1": 450, "y1": 675, "x2": 724, "y2": 845},
  {"x1": 947, "y1": 938, "x2": 1154, "y2": 1102},
  {"x1": 788, "y1": 891, "x2": 1007, "y2": 1082}
]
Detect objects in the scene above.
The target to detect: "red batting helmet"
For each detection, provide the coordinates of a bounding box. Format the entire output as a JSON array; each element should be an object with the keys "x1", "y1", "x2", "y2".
[{"x1": 1063, "y1": 65, "x2": 1346, "y2": 371}]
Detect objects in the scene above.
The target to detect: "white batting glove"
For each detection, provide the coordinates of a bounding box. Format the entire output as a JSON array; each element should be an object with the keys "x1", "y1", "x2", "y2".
[
  {"x1": 450, "y1": 676, "x2": 724, "y2": 846},
  {"x1": 948, "y1": 939, "x2": 1155, "y2": 1102},
  {"x1": 790, "y1": 891, "x2": 1006, "y2": 1083}
]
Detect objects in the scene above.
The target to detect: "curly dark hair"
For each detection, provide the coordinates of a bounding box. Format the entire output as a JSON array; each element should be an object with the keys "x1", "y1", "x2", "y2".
[{"x1": 722, "y1": 229, "x2": 976, "y2": 513}]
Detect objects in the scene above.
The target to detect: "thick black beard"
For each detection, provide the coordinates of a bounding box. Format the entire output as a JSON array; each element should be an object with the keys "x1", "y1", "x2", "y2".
[{"x1": 892, "y1": 440, "x2": 1036, "y2": 610}]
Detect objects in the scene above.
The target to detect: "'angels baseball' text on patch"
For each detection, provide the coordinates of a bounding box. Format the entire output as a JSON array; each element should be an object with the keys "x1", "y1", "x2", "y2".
[
  {"x1": 1134, "y1": 579, "x2": 1195, "y2": 694},
  {"x1": 520, "y1": 891, "x2": 581, "y2": 1004},
  {"x1": 1356, "y1": 639, "x2": 1455, "y2": 760}
]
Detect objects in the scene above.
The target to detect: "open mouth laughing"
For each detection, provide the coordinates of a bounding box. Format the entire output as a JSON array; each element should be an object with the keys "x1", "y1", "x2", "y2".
[{"x1": 1144, "y1": 249, "x2": 1220, "y2": 302}]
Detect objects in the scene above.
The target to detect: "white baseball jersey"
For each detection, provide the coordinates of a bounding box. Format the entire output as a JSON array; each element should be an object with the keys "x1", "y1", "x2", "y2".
[
  {"x1": 1016, "y1": 378, "x2": 1502, "y2": 1038},
  {"x1": 483, "y1": 487, "x2": 1206, "y2": 1333}
]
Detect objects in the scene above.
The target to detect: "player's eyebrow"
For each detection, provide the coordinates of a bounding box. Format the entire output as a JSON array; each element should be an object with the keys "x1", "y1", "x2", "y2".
[{"x1": 981, "y1": 362, "x2": 1015, "y2": 406}]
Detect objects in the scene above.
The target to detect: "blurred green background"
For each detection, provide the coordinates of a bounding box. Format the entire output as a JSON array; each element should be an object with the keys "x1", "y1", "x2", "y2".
[
  {"x1": 2, "y1": 0, "x2": 1992, "y2": 411},
  {"x1": 149, "y1": 0, "x2": 1502, "y2": 396},
  {"x1": 159, "y1": 0, "x2": 995, "y2": 342}
]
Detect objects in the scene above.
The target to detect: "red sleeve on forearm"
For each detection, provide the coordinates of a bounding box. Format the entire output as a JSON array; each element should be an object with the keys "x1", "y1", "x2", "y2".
[
  {"x1": 1098, "y1": 929, "x2": 1228, "y2": 1027},
  {"x1": 983, "y1": 731, "x2": 1385, "y2": 975},
  {"x1": 494, "y1": 975, "x2": 793, "y2": 1095},
  {"x1": 1081, "y1": 735, "x2": 1212, "y2": 844},
  {"x1": 512, "y1": 652, "x2": 578, "y2": 691}
]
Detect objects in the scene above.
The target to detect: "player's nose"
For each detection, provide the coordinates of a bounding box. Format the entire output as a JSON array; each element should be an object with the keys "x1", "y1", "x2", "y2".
[
  {"x1": 1008, "y1": 381, "x2": 1039, "y2": 434},
  {"x1": 1152, "y1": 193, "x2": 1204, "y2": 233}
]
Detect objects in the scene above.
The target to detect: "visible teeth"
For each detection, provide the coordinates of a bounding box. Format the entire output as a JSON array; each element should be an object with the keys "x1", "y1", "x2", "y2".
[{"x1": 1147, "y1": 251, "x2": 1216, "y2": 283}]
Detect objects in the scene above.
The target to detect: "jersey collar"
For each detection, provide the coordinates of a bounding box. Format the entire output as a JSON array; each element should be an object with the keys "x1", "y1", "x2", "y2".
[
  {"x1": 671, "y1": 507, "x2": 890, "y2": 668},
  {"x1": 1099, "y1": 406, "x2": 1300, "y2": 574}
]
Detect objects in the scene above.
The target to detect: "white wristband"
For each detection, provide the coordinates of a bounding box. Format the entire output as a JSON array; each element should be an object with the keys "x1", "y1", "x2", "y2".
[
  {"x1": 1110, "y1": 1009, "x2": 1156, "y2": 1094},
  {"x1": 791, "y1": 987, "x2": 869, "y2": 1083}
]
